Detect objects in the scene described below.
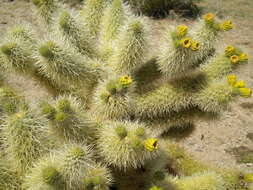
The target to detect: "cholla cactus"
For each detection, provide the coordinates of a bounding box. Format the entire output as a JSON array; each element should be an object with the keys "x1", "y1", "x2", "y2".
[{"x1": 0, "y1": 1, "x2": 252, "y2": 190}]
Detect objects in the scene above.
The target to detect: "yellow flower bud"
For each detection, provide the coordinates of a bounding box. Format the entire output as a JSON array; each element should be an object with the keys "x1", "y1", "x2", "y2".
[
  {"x1": 243, "y1": 173, "x2": 253, "y2": 183},
  {"x1": 239, "y1": 88, "x2": 252, "y2": 98},
  {"x1": 203, "y1": 13, "x2": 215, "y2": 23},
  {"x1": 119, "y1": 75, "x2": 132, "y2": 86},
  {"x1": 220, "y1": 20, "x2": 233, "y2": 31},
  {"x1": 144, "y1": 138, "x2": 158, "y2": 152},
  {"x1": 234, "y1": 80, "x2": 245, "y2": 88},
  {"x1": 239, "y1": 53, "x2": 248, "y2": 62},
  {"x1": 176, "y1": 25, "x2": 188, "y2": 36},
  {"x1": 225, "y1": 45, "x2": 235, "y2": 56},
  {"x1": 191, "y1": 40, "x2": 200, "y2": 51},
  {"x1": 227, "y1": 75, "x2": 237, "y2": 86},
  {"x1": 180, "y1": 38, "x2": 191, "y2": 48},
  {"x1": 230, "y1": 55, "x2": 239, "y2": 64}
]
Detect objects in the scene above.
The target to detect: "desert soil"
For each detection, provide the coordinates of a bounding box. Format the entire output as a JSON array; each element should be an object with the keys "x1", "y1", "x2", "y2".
[{"x1": 0, "y1": 0, "x2": 253, "y2": 175}]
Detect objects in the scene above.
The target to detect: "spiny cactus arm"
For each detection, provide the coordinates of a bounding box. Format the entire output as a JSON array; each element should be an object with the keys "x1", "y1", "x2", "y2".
[
  {"x1": 190, "y1": 13, "x2": 233, "y2": 62},
  {"x1": 81, "y1": 0, "x2": 106, "y2": 38},
  {"x1": 0, "y1": 38, "x2": 35, "y2": 73},
  {"x1": 134, "y1": 82, "x2": 192, "y2": 119},
  {"x1": 91, "y1": 75, "x2": 134, "y2": 120},
  {"x1": 37, "y1": 39, "x2": 98, "y2": 86},
  {"x1": 96, "y1": 120, "x2": 159, "y2": 170},
  {"x1": 111, "y1": 18, "x2": 148, "y2": 74},
  {"x1": 157, "y1": 25, "x2": 201, "y2": 78},
  {"x1": 201, "y1": 45, "x2": 249, "y2": 80},
  {"x1": 192, "y1": 76, "x2": 251, "y2": 113},
  {"x1": 0, "y1": 159, "x2": 21, "y2": 190},
  {"x1": 23, "y1": 154, "x2": 65, "y2": 190},
  {"x1": 58, "y1": 10, "x2": 96, "y2": 58},
  {"x1": 82, "y1": 163, "x2": 113, "y2": 190},
  {"x1": 167, "y1": 171, "x2": 226, "y2": 190},
  {"x1": 59, "y1": 143, "x2": 95, "y2": 190},
  {"x1": 32, "y1": 0, "x2": 59, "y2": 26},
  {"x1": 99, "y1": 0, "x2": 128, "y2": 60},
  {"x1": 1, "y1": 110, "x2": 49, "y2": 176},
  {"x1": 40, "y1": 95, "x2": 96, "y2": 143}
]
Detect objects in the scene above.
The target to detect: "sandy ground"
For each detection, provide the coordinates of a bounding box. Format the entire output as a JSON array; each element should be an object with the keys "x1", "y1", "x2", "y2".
[{"x1": 0, "y1": 0, "x2": 253, "y2": 175}]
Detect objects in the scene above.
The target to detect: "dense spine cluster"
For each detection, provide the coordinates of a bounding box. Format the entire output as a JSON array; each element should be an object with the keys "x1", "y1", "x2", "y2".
[{"x1": 0, "y1": 0, "x2": 252, "y2": 190}]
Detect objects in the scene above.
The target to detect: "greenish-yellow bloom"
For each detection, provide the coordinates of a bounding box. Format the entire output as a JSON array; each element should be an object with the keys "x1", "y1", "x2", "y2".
[
  {"x1": 225, "y1": 45, "x2": 235, "y2": 56},
  {"x1": 191, "y1": 40, "x2": 200, "y2": 51},
  {"x1": 220, "y1": 20, "x2": 233, "y2": 31},
  {"x1": 176, "y1": 25, "x2": 188, "y2": 36},
  {"x1": 239, "y1": 88, "x2": 252, "y2": 98},
  {"x1": 119, "y1": 75, "x2": 132, "y2": 86},
  {"x1": 203, "y1": 13, "x2": 215, "y2": 23},
  {"x1": 230, "y1": 55, "x2": 239, "y2": 64},
  {"x1": 227, "y1": 75, "x2": 237, "y2": 86},
  {"x1": 239, "y1": 53, "x2": 248, "y2": 62},
  {"x1": 243, "y1": 173, "x2": 253, "y2": 183},
  {"x1": 144, "y1": 138, "x2": 158, "y2": 152},
  {"x1": 234, "y1": 80, "x2": 245, "y2": 88},
  {"x1": 180, "y1": 38, "x2": 191, "y2": 48}
]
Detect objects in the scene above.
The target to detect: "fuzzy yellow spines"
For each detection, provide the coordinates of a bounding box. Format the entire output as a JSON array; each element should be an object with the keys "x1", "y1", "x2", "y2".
[
  {"x1": 58, "y1": 10, "x2": 96, "y2": 58},
  {"x1": 82, "y1": 163, "x2": 112, "y2": 190},
  {"x1": 112, "y1": 18, "x2": 148, "y2": 74},
  {"x1": 157, "y1": 24, "x2": 201, "y2": 78},
  {"x1": 32, "y1": 0, "x2": 58, "y2": 26},
  {"x1": 96, "y1": 120, "x2": 159, "y2": 170},
  {"x1": 0, "y1": 38, "x2": 35, "y2": 73},
  {"x1": 1, "y1": 110, "x2": 49, "y2": 176},
  {"x1": 59, "y1": 143, "x2": 94, "y2": 190},
  {"x1": 168, "y1": 171, "x2": 226, "y2": 190},
  {"x1": 92, "y1": 75, "x2": 134, "y2": 120},
  {"x1": 82, "y1": 0, "x2": 106, "y2": 38},
  {"x1": 23, "y1": 155, "x2": 65, "y2": 190},
  {"x1": 37, "y1": 39, "x2": 97, "y2": 86},
  {"x1": 190, "y1": 13, "x2": 233, "y2": 62},
  {"x1": 39, "y1": 96, "x2": 94, "y2": 142},
  {"x1": 135, "y1": 82, "x2": 192, "y2": 119},
  {"x1": 0, "y1": 159, "x2": 20, "y2": 190},
  {"x1": 99, "y1": 0, "x2": 127, "y2": 60}
]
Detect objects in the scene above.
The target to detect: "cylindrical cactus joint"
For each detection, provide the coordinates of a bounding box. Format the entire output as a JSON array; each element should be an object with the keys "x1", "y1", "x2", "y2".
[
  {"x1": 59, "y1": 11, "x2": 71, "y2": 30},
  {"x1": 54, "y1": 111, "x2": 66, "y2": 122},
  {"x1": 135, "y1": 127, "x2": 145, "y2": 137},
  {"x1": 68, "y1": 147, "x2": 86, "y2": 159},
  {"x1": 115, "y1": 124, "x2": 127, "y2": 139},
  {"x1": 42, "y1": 166, "x2": 61, "y2": 185}
]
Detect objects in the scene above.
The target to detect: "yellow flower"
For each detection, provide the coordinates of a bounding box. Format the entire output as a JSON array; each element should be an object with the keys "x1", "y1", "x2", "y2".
[
  {"x1": 191, "y1": 40, "x2": 200, "y2": 51},
  {"x1": 227, "y1": 75, "x2": 237, "y2": 86},
  {"x1": 149, "y1": 186, "x2": 162, "y2": 190},
  {"x1": 176, "y1": 25, "x2": 188, "y2": 36},
  {"x1": 239, "y1": 53, "x2": 248, "y2": 62},
  {"x1": 220, "y1": 20, "x2": 233, "y2": 31},
  {"x1": 239, "y1": 88, "x2": 252, "y2": 98},
  {"x1": 243, "y1": 173, "x2": 253, "y2": 183},
  {"x1": 225, "y1": 45, "x2": 235, "y2": 56},
  {"x1": 144, "y1": 138, "x2": 158, "y2": 152},
  {"x1": 119, "y1": 75, "x2": 132, "y2": 86},
  {"x1": 180, "y1": 38, "x2": 191, "y2": 48},
  {"x1": 230, "y1": 55, "x2": 239, "y2": 64},
  {"x1": 203, "y1": 13, "x2": 215, "y2": 23},
  {"x1": 234, "y1": 80, "x2": 245, "y2": 88}
]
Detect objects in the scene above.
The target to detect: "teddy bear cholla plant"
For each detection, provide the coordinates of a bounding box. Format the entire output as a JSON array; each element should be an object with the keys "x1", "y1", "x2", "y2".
[{"x1": 0, "y1": 0, "x2": 252, "y2": 190}]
